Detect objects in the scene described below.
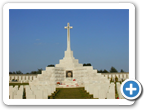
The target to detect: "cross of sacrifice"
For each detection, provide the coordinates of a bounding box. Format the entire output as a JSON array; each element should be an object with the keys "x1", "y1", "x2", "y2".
[{"x1": 64, "y1": 22, "x2": 73, "y2": 51}]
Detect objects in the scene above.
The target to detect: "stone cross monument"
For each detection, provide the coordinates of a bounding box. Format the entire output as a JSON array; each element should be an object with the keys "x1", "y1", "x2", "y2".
[
  {"x1": 55, "y1": 22, "x2": 83, "y2": 69},
  {"x1": 29, "y1": 23, "x2": 102, "y2": 87},
  {"x1": 64, "y1": 22, "x2": 73, "y2": 51}
]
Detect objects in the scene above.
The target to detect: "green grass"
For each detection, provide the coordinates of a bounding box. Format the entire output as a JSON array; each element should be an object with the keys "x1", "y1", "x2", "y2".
[{"x1": 52, "y1": 87, "x2": 94, "y2": 99}]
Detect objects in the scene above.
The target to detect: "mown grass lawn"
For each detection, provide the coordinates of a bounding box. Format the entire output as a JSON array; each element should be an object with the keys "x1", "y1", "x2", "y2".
[{"x1": 53, "y1": 87, "x2": 93, "y2": 99}]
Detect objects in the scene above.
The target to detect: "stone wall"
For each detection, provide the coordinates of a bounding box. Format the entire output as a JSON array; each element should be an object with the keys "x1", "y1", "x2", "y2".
[
  {"x1": 9, "y1": 74, "x2": 37, "y2": 83},
  {"x1": 9, "y1": 72, "x2": 129, "y2": 83},
  {"x1": 101, "y1": 72, "x2": 129, "y2": 81}
]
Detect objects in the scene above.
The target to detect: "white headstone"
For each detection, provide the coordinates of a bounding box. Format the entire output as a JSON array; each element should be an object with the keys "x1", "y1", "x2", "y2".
[
  {"x1": 35, "y1": 90, "x2": 43, "y2": 99},
  {"x1": 26, "y1": 94, "x2": 35, "y2": 99},
  {"x1": 14, "y1": 94, "x2": 23, "y2": 99}
]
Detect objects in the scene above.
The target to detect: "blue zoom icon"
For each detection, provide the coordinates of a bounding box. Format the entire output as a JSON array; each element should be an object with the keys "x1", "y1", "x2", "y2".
[
  {"x1": 121, "y1": 79, "x2": 142, "y2": 100},
  {"x1": 123, "y1": 81, "x2": 139, "y2": 97}
]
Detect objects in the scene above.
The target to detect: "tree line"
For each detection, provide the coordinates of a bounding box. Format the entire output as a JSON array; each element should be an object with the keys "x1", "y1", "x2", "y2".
[
  {"x1": 97, "y1": 67, "x2": 125, "y2": 73},
  {"x1": 9, "y1": 64, "x2": 126, "y2": 74},
  {"x1": 83, "y1": 63, "x2": 125, "y2": 73},
  {"x1": 9, "y1": 69, "x2": 43, "y2": 74},
  {"x1": 9, "y1": 64, "x2": 55, "y2": 74}
]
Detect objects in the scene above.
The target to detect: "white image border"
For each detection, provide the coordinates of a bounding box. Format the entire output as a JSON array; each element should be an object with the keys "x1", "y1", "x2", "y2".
[{"x1": 3, "y1": 3, "x2": 135, "y2": 105}]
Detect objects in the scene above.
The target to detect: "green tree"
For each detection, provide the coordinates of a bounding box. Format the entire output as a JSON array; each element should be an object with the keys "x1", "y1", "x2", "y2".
[
  {"x1": 26, "y1": 72, "x2": 30, "y2": 74},
  {"x1": 83, "y1": 63, "x2": 87, "y2": 66},
  {"x1": 120, "y1": 69, "x2": 124, "y2": 72},
  {"x1": 30, "y1": 71, "x2": 37, "y2": 74},
  {"x1": 110, "y1": 66, "x2": 118, "y2": 73},
  {"x1": 12, "y1": 71, "x2": 16, "y2": 74},
  {"x1": 87, "y1": 63, "x2": 91, "y2": 66},
  {"x1": 83, "y1": 63, "x2": 92, "y2": 66},
  {"x1": 103, "y1": 69, "x2": 109, "y2": 73},
  {"x1": 9, "y1": 72, "x2": 13, "y2": 74},
  {"x1": 47, "y1": 64, "x2": 55, "y2": 67},
  {"x1": 37, "y1": 68, "x2": 42, "y2": 74},
  {"x1": 16, "y1": 70, "x2": 23, "y2": 74},
  {"x1": 98, "y1": 70, "x2": 103, "y2": 73}
]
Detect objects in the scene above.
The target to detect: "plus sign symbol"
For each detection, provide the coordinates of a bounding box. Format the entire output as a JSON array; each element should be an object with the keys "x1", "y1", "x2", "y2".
[
  {"x1": 124, "y1": 81, "x2": 139, "y2": 97},
  {"x1": 121, "y1": 79, "x2": 142, "y2": 100}
]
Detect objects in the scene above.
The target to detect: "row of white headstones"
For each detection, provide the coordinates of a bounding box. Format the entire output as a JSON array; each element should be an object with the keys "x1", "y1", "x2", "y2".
[
  {"x1": 9, "y1": 73, "x2": 128, "y2": 83},
  {"x1": 103, "y1": 73, "x2": 129, "y2": 82},
  {"x1": 9, "y1": 85, "x2": 56, "y2": 99},
  {"x1": 9, "y1": 82, "x2": 124, "y2": 99},
  {"x1": 9, "y1": 75, "x2": 37, "y2": 83},
  {"x1": 84, "y1": 82, "x2": 124, "y2": 99}
]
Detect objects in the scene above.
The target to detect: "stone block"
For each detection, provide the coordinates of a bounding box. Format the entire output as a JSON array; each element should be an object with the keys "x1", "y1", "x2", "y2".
[
  {"x1": 14, "y1": 94, "x2": 23, "y2": 99},
  {"x1": 29, "y1": 76, "x2": 32, "y2": 80},
  {"x1": 108, "y1": 74, "x2": 112, "y2": 78},
  {"x1": 98, "y1": 89, "x2": 106, "y2": 99},
  {"x1": 41, "y1": 85, "x2": 47, "y2": 90},
  {"x1": 112, "y1": 74, "x2": 116, "y2": 78},
  {"x1": 89, "y1": 84, "x2": 94, "y2": 95},
  {"x1": 17, "y1": 90, "x2": 23, "y2": 95},
  {"x1": 109, "y1": 84, "x2": 115, "y2": 89},
  {"x1": 118, "y1": 78, "x2": 122, "y2": 82},
  {"x1": 120, "y1": 74, "x2": 123, "y2": 78},
  {"x1": 24, "y1": 85, "x2": 30, "y2": 88},
  {"x1": 19, "y1": 85, "x2": 24, "y2": 89},
  {"x1": 47, "y1": 88, "x2": 52, "y2": 95},
  {"x1": 101, "y1": 83, "x2": 109, "y2": 93},
  {"x1": 26, "y1": 76, "x2": 29, "y2": 80},
  {"x1": 108, "y1": 88, "x2": 115, "y2": 93},
  {"x1": 9, "y1": 76, "x2": 11, "y2": 81},
  {"x1": 15, "y1": 76, "x2": 18, "y2": 80},
  {"x1": 13, "y1": 90, "x2": 18, "y2": 96},
  {"x1": 14, "y1": 85, "x2": 18, "y2": 89},
  {"x1": 93, "y1": 85, "x2": 101, "y2": 98},
  {"x1": 9, "y1": 91, "x2": 14, "y2": 99},
  {"x1": 107, "y1": 83, "x2": 115, "y2": 99},
  {"x1": 107, "y1": 93, "x2": 115, "y2": 99},
  {"x1": 22, "y1": 76, "x2": 26, "y2": 80},
  {"x1": 115, "y1": 74, "x2": 119, "y2": 78},
  {"x1": 84, "y1": 84, "x2": 88, "y2": 90},
  {"x1": 26, "y1": 94, "x2": 36, "y2": 99},
  {"x1": 33, "y1": 76, "x2": 37, "y2": 79},
  {"x1": 9, "y1": 86, "x2": 13, "y2": 90},
  {"x1": 43, "y1": 91, "x2": 48, "y2": 99},
  {"x1": 116, "y1": 83, "x2": 125, "y2": 99},
  {"x1": 30, "y1": 87, "x2": 37, "y2": 92},
  {"x1": 35, "y1": 90, "x2": 43, "y2": 99},
  {"x1": 104, "y1": 74, "x2": 108, "y2": 79},
  {"x1": 42, "y1": 71, "x2": 46, "y2": 74},
  {"x1": 11, "y1": 76, "x2": 14, "y2": 80},
  {"x1": 19, "y1": 76, "x2": 22, "y2": 80},
  {"x1": 123, "y1": 74, "x2": 127, "y2": 79},
  {"x1": 127, "y1": 74, "x2": 129, "y2": 79},
  {"x1": 26, "y1": 90, "x2": 33, "y2": 95}
]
